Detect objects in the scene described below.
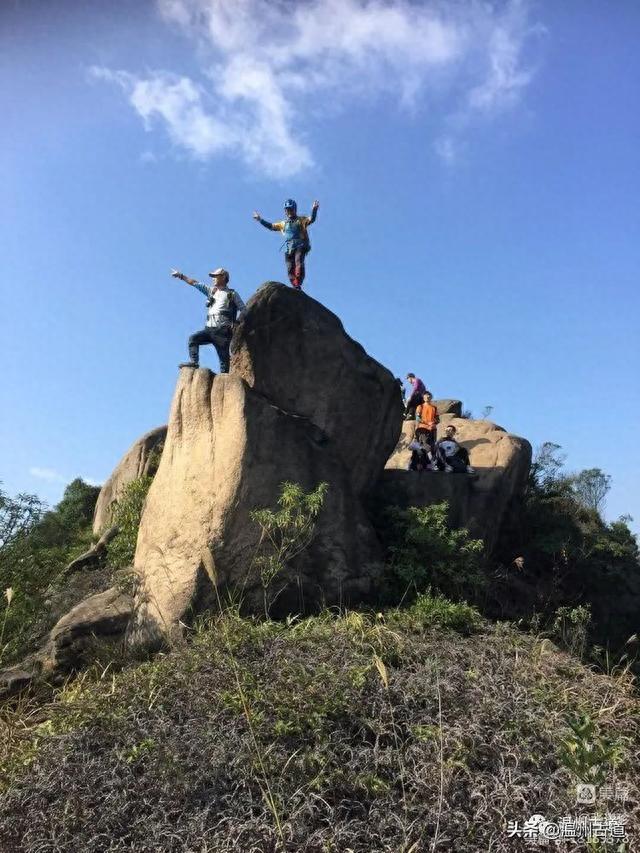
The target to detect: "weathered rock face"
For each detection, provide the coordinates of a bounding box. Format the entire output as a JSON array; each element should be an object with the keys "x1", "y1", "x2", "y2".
[
  {"x1": 231, "y1": 283, "x2": 403, "y2": 495},
  {"x1": 129, "y1": 285, "x2": 402, "y2": 644},
  {"x1": 432, "y1": 399, "x2": 462, "y2": 417},
  {"x1": 379, "y1": 416, "x2": 531, "y2": 553},
  {"x1": 0, "y1": 588, "x2": 133, "y2": 697},
  {"x1": 93, "y1": 426, "x2": 167, "y2": 534},
  {"x1": 41, "y1": 587, "x2": 133, "y2": 679}
]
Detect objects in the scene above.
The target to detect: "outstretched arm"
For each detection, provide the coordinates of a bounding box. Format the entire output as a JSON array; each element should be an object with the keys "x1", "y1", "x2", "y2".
[
  {"x1": 171, "y1": 270, "x2": 209, "y2": 297},
  {"x1": 309, "y1": 199, "x2": 319, "y2": 224},
  {"x1": 252, "y1": 211, "x2": 280, "y2": 230}
]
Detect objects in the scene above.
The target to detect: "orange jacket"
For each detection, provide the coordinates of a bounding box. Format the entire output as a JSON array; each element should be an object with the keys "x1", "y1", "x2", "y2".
[{"x1": 416, "y1": 403, "x2": 438, "y2": 430}]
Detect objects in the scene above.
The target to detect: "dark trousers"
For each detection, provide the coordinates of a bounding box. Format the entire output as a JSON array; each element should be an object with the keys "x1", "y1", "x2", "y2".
[
  {"x1": 437, "y1": 446, "x2": 470, "y2": 472},
  {"x1": 285, "y1": 248, "x2": 307, "y2": 288},
  {"x1": 409, "y1": 449, "x2": 429, "y2": 471},
  {"x1": 415, "y1": 427, "x2": 437, "y2": 456},
  {"x1": 188, "y1": 326, "x2": 232, "y2": 373},
  {"x1": 405, "y1": 391, "x2": 422, "y2": 419}
]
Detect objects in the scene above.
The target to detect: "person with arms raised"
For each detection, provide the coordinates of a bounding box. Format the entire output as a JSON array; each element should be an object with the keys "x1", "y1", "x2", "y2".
[
  {"x1": 171, "y1": 267, "x2": 246, "y2": 374},
  {"x1": 253, "y1": 198, "x2": 319, "y2": 290}
]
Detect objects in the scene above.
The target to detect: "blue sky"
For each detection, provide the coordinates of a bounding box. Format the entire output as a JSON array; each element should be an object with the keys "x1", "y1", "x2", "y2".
[{"x1": 1, "y1": 0, "x2": 639, "y2": 530}]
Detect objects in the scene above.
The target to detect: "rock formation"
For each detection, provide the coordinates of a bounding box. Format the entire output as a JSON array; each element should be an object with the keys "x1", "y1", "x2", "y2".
[
  {"x1": 92, "y1": 426, "x2": 167, "y2": 534},
  {"x1": 0, "y1": 588, "x2": 133, "y2": 698},
  {"x1": 1, "y1": 282, "x2": 538, "y2": 689},
  {"x1": 231, "y1": 282, "x2": 401, "y2": 495},
  {"x1": 131, "y1": 284, "x2": 403, "y2": 645},
  {"x1": 379, "y1": 415, "x2": 531, "y2": 552}
]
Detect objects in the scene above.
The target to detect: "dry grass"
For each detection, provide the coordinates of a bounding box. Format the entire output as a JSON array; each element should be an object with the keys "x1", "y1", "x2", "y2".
[{"x1": 0, "y1": 602, "x2": 638, "y2": 852}]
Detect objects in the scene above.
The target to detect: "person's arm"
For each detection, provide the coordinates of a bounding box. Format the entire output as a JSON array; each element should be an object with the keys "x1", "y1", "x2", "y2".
[
  {"x1": 233, "y1": 290, "x2": 247, "y2": 323},
  {"x1": 252, "y1": 212, "x2": 282, "y2": 231},
  {"x1": 171, "y1": 269, "x2": 208, "y2": 295},
  {"x1": 308, "y1": 199, "x2": 319, "y2": 225}
]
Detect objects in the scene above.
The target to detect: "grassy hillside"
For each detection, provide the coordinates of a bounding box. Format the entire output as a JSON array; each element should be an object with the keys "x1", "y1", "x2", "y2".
[{"x1": 1, "y1": 597, "x2": 638, "y2": 852}]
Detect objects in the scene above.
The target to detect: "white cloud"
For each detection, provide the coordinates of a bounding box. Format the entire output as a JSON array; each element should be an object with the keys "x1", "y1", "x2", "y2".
[
  {"x1": 29, "y1": 467, "x2": 66, "y2": 483},
  {"x1": 81, "y1": 477, "x2": 103, "y2": 487},
  {"x1": 93, "y1": 0, "x2": 542, "y2": 176},
  {"x1": 28, "y1": 468, "x2": 102, "y2": 488},
  {"x1": 433, "y1": 135, "x2": 458, "y2": 166}
]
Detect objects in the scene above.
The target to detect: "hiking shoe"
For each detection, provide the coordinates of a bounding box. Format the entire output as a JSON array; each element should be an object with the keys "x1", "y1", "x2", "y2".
[
  {"x1": 428, "y1": 463, "x2": 438, "y2": 471},
  {"x1": 444, "y1": 464, "x2": 453, "y2": 473},
  {"x1": 466, "y1": 466, "x2": 476, "y2": 475},
  {"x1": 179, "y1": 361, "x2": 198, "y2": 369}
]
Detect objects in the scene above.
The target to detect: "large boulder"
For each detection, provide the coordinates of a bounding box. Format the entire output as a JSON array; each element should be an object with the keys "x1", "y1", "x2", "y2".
[
  {"x1": 93, "y1": 426, "x2": 167, "y2": 533},
  {"x1": 231, "y1": 283, "x2": 403, "y2": 494},
  {"x1": 0, "y1": 587, "x2": 133, "y2": 697},
  {"x1": 131, "y1": 369, "x2": 385, "y2": 646},
  {"x1": 379, "y1": 417, "x2": 531, "y2": 552},
  {"x1": 41, "y1": 587, "x2": 133, "y2": 679}
]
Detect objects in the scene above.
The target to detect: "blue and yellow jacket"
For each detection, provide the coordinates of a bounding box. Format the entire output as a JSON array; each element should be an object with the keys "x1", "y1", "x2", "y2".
[{"x1": 258, "y1": 209, "x2": 317, "y2": 252}]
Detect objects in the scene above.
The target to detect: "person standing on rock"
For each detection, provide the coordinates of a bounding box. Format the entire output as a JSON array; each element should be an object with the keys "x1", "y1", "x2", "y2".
[
  {"x1": 171, "y1": 267, "x2": 246, "y2": 373},
  {"x1": 404, "y1": 373, "x2": 426, "y2": 420},
  {"x1": 435, "y1": 424, "x2": 475, "y2": 475},
  {"x1": 253, "y1": 198, "x2": 319, "y2": 289}
]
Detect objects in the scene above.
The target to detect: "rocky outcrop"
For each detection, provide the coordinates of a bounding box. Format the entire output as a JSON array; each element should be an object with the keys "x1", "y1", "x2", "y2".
[
  {"x1": 0, "y1": 588, "x2": 133, "y2": 697},
  {"x1": 379, "y1": 416, "x2": 531, "y2": 553},
  {"x1": 432, "y1": 399, "x2": 462, "y2": 417},
  {"x1": 93, "y1": 426, "x2": 167, "y2": 533},
  {"x1": 131, "y1": 286, "x2": 401, "y2": 645},
  {"x1": 41, "y1": 588, "x2": 133, "y2": 678},
  {"x1": 231, "y1": 283, "x2": 403, "y2": 495}
]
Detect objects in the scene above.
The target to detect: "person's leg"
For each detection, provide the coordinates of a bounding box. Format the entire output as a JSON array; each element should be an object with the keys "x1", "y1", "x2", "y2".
[
  {"x1": 186, "y1": 328, "x2": 211, "y2": 365},
  {"x1": 405, "y1": 392, "x2": 419, "y2": 420},
  {"x1": 295, "y1": 248, "x2": 307, "y2": 288},
  {"x1": 457, "y1": 446, "x2": 475, "y2": 473},
  {"x1": 425, "y1": 430, "x2": 437, "y2": 467},
  {"x1": 285, "y1": 251, "x2": 297, "y2": 287},
  {"x1": 449, "y1": 454, "x2": 467, "y2": 473},
  {"x1": 210, "y1": 327, "x2": 232, "y2": 373}
]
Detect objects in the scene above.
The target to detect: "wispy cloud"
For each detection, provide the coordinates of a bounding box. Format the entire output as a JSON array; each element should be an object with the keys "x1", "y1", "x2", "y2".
[
  {"x1": 29, "y1": 468, "x2": 102, "y2": 488},
  {"x1": 92, "y1": 0, "x2": 543, "y2": 176}
]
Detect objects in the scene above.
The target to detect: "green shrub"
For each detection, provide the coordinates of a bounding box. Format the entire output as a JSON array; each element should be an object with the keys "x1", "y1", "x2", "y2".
[
  {"x1": 0, "y1": 480, "x2": 100, "y2": 665},
  {"x1": 550, "y1": 605, "x2": 591, "y2": 660},
  {"x1": 558, "y1": 713, "x2": 624, "y2": 786},
  {"x1": 106, "y1": 476, "x2": 154, "y2": 570},
  {"x1": 250, "y1": 481, "x2": 328, "y2": 617},
  {"x1": 398, "y1": 591, "x2": 484, "y2": 634},
  {"x1": 497, "y1": 442, "x2": 640, "y2": 655},
  {"x1": 380, "y1": 502, "x2": 484, "y2": 603}
]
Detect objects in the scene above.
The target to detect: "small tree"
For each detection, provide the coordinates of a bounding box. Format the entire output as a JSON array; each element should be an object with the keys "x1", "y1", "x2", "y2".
[
  {"x1": 529, "y1": 442, "x2": 567, "y2": 490},
  {"x1": 250, "y1": 482, "x2": 328, "y2": 617},
  {"x1": 0, "y1": 485, "x2": 45, "y2": 548},
  {"x1": 570, "y1": 468, "x2": 611, "y2": 516}
]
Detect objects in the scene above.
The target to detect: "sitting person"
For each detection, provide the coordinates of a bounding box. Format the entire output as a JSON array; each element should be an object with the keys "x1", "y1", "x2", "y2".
[
  {"x1": 404, "y1": 373, "x2": 426, "y2": 420},
  {"x1": 408, "y1": 428, "x2": 437, "y2": 472},
  {"x1": 415, "y1": 391, "x2": 439, "y2": 458},
  {"x1": 435, "y1": 424, "x2": 475, "y2": 474}
]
